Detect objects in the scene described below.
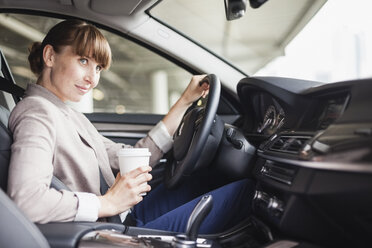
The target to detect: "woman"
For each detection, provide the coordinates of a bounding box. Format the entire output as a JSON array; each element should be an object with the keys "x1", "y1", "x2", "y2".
[{"x1": 7, "y1": 19, "x2": 254, "y2": 234}]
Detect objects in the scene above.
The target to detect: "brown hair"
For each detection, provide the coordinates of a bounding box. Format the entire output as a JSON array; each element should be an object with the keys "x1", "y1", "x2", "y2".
[{"x1": 28, "y1": 19, "x2": 111, "y2": 76}]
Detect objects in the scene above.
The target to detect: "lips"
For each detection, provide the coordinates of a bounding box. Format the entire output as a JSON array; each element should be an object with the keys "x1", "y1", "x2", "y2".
[{"x1": 75, "y1": 85, "x2": 89, "y2": 94}]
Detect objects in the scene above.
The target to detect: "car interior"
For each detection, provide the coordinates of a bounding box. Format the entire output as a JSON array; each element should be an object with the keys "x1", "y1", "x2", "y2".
[{"x1": 1, "y1": 0, "x2": 372, "y2": 248}]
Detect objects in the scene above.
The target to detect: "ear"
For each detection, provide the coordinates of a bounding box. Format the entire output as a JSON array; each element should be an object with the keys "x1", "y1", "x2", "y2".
[{"x1": 43, "y1": 44, "x2": 55, "y2": 67}]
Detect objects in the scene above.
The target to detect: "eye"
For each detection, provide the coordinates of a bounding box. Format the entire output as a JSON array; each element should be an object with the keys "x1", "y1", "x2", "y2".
[
  {"x1": 96, "y1": 65, "x2": 103, "y2": 72},
  {"x1": 79, "y1": 58, "x2": 88, "y2": 65}
]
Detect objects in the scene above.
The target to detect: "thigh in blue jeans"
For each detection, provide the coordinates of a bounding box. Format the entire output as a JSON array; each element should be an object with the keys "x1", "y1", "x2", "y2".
[{"x1": 130, "y1": 176, "x2": 255, "y2": 234}]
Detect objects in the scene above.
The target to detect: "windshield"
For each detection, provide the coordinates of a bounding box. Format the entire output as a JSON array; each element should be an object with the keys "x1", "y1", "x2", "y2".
[{"x1": 151, "y1": 0, "x2": 372, "y2": 83}]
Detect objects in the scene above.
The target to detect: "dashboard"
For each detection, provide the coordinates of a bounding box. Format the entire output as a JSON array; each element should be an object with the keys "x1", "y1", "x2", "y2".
[
  {"x1": 236, "y1": 76, "x2": 372, "y2": 248},
  {"x1": 239, "y1": 78, "x2": 351, "y2": 137}
]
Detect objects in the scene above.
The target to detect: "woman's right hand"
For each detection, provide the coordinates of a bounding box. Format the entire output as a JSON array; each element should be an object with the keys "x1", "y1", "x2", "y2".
[{"x1": 97, "y1": 165, "x2": 152, "y2": 218}]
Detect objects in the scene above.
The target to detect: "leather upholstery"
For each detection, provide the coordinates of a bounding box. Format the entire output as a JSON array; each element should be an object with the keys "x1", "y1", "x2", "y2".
[{"x1": 0, "y1": 189, "x2": 50, "y2": 248}]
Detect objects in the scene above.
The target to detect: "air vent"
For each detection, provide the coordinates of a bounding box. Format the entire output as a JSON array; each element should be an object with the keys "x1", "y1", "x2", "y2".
[
  {"x1": 269, "y1": 136, "x2": 311, "y2": 154},
  {"x1": 260, "y1": 160, "x2": 296, "y2": 185}
]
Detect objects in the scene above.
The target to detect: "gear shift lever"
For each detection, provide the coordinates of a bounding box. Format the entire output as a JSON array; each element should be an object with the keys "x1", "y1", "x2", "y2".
[
  {"x1": 186, "y1": 195, "x2": 213, "y2": 241},
  {"x1": 172, "y1": 195, "x2": 213, "y2": 247}
]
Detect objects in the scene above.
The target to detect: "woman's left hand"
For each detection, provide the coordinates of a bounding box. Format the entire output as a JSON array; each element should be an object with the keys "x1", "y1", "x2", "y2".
[
  {"x1": 180, "y1": 75, "x2": 209, "y2": 106},
  {"x1": 162, "y1": 74, "x2": 210, "y2": 137}
]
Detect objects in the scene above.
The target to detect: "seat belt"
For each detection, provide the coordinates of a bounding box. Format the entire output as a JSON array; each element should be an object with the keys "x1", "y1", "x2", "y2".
[
  {"x1": 98, "y1": 168, "x2": 123, "y2": 224},
  {"x1": 0, "y1": 77, "x2": 25, "y2": 98}
]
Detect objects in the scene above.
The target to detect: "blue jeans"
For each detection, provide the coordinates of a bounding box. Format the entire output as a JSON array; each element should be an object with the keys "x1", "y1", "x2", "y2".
[{"x1": 130, "y1": 172, "x2": 255, "y2": 234}]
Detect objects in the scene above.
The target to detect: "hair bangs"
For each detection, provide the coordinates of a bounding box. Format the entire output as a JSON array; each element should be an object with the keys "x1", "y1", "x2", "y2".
[{"x1": 73, "y1": 25, "x2": 111, "y2": 69}]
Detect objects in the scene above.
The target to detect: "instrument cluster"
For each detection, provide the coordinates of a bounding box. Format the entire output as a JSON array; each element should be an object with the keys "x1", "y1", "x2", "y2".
[{"x1": 254, "y1": 93, "x2": 286, "y2": 135}]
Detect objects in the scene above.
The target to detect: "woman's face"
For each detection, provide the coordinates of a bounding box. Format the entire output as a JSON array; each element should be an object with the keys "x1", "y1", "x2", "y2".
[{"x1": 42, "y1": 45, "x2": 103, "y2": 102}]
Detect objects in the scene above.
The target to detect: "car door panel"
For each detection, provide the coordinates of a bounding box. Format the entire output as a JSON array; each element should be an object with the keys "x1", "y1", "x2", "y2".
[{"x1": 86, "y1": 113, "x2": 164, "y2": 145}]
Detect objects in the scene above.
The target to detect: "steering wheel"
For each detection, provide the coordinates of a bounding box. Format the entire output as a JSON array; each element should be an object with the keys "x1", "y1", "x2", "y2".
[{"x1": 164, "y1": 74, "x2": 222, "y2": 189}]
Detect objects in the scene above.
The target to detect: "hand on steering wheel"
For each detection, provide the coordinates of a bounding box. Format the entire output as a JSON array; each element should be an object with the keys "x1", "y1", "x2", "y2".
[{"x1": 164, "y1": 74, "x2": 224, "y2": 189}]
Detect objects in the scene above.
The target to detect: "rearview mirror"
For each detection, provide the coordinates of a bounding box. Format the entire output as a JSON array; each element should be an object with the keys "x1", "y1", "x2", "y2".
[
  {"x1": 224, "y1": 0, "x2": 247, "y2": 21},
  {"x1": 224, "y1": 0, "x2": 269, "y2": 21},
  {"x1": 249, "y1": 0, "x2": 268, "y2": 9}
]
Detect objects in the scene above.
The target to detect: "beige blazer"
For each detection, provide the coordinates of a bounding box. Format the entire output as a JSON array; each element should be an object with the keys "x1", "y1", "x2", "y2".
[{"x1": 7, "y1": 83, "x2": 163, "y2": 223}]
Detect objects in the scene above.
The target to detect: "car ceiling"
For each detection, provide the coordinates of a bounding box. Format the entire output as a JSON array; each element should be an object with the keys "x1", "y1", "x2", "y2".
[{"x1": 0, "y1": 0, "x2": 326, "y2": 76}]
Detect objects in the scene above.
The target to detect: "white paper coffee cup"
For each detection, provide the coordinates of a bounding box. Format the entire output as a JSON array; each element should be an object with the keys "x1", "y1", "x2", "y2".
[
  {"x1": 117, "y1": 148, "x2": 151, "y2": 195},
  {"x1": 117, "y1": 148, "x2": 151, "y2": 175}
]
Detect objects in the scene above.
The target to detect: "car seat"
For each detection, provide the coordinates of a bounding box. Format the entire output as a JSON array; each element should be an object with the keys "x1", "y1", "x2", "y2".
[{"x1": 0, "y1": 188, "x2": 50, "y2": 248}]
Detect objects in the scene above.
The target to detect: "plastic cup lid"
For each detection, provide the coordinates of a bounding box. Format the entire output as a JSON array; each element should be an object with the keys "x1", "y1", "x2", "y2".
[{"x1": 117, "y1": 148, "x2": 151, "y2": 157}]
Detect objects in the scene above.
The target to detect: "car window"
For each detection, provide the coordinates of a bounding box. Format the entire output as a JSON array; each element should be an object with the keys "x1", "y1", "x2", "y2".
[
  {"x1": 0, "y1": 13, "x2": 192, "y2": 114},
  {"x1": 152, "y1": 0, "x2": 372, "y2": 83}
]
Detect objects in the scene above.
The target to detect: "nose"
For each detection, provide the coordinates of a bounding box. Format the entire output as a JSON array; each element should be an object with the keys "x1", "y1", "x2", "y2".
[{"x1": 84, "y1": 65, "x2": 99, "y2": 87}]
